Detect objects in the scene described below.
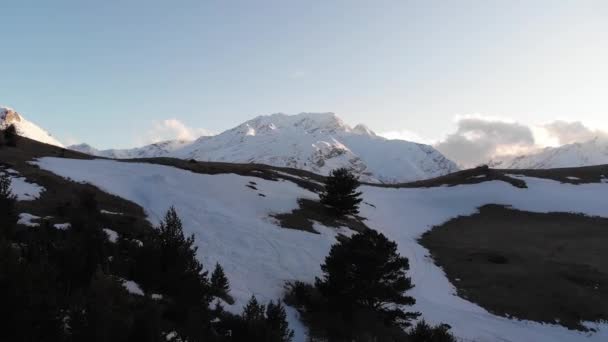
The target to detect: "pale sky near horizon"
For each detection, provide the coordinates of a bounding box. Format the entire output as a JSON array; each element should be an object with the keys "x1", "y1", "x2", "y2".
[{"x1": 1, "y1": 0, "x2": 607, "y2": 150}]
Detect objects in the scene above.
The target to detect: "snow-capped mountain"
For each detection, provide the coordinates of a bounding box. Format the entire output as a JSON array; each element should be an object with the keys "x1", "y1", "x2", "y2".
[
  {"x1": 490, "y1": 137, "x2": 608, "y2": 169},
  {"x1": 174, "y1": 113, "x2": 458, "y2": 183},
  {"x1": 70, "y1": 112, "x2": 458, "y2": 183},
  {"x1": 0, "y1": 107, "x2": 63, "y2": 147},
  {"x1": 69, "y1": 140, "x2": 192, "y2": 159}
]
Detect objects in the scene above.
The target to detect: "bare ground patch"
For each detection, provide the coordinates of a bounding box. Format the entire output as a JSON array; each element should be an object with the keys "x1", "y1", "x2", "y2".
[
  {"x1": 419, "y1": 204, "x2": 608, "y2": 330},
  {"x1": 272, "y1": 198, "x2": 369, "y2": 234},
  {"x1": 370, "y1": 166, "x2": 528, "y2": 189},
  {"x1": 128, "y1": 157, "x2": 324, "y2": 192},
  {"x1": 0, "y1": 137, "x2": 152, "y2": 240},
  {"x1": 499, "y1": 164, "x2": 608, "y2": 184}
]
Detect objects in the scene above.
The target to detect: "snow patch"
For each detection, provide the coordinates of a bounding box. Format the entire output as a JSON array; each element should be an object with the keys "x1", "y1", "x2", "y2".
[
  {"x1": 122, "y1": 280, "x2": 144, "y2": 296},
  {"x1": 101, "y1": 209, "x2": 124, "y2": 215},
  {"x1": 103, "y1": 228, "x2": 119, "y2": 243},
  {"x1": 18, "y1": 213, "x2": 41, "y2": 227},
  {"x1": 54, "y1": 223, "x2": 71, "y2": 230},
  {"x1": 1, "y1": 169, "x2": 44, "y2": 201}
]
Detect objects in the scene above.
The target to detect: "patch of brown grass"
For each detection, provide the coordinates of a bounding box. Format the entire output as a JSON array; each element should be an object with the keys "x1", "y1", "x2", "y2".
[{"x1": 419, "y1": 204, "x2": 608, "y2": 330}]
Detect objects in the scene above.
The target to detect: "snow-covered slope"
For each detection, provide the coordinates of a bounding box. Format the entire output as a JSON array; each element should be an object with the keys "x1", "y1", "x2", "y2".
[
  {"x1": 69, "y1": 140, "x2": 192, "y2": 159},
  {"x1": 0, "y1": 107, "x2": 63, "y2": 147},
  {"x1": 36, "y1": 157, "x2": 608, "y2": 342},
  {"x1": 175, "y1": 113, "x2": 458, "y2": 183},
  {"x1": 491, "y1": 137, "x2": 608, "y2": 169}
]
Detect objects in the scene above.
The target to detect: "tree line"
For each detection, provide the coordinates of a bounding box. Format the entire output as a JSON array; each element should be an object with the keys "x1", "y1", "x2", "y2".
[{"x1": 0, "y1": 171, "x2": 293, "y2": 342}]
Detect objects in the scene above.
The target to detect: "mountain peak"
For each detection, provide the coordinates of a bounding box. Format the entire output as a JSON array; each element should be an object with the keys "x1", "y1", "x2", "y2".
[
  {"x1": 0, "y1": 107, "x2": 23, "y2": 125},
  {"x1": 353, "y1": 124, "x2": 376, "y2": 136},
  {"x1": 0, "y1": 106, "x2": 63, "y2": 147},
  {"x1": 239, "y1": 112, "x2": 349, "y2": 136}
]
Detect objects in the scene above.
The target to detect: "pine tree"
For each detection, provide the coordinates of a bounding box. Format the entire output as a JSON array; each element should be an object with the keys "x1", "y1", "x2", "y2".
[
  {"x1": 316, "y1": 229, "x2": 420, "y2": 328},
  {"x1": 406, "y1": 320, "x2": 457, "y2": 342},
  {"x1": 242, "y1": 295, "x2": 266, "y2": 322},
  {"x1": 319, "y1": 168, "x2": 363, "y2": 216},
  {"x1": 156, "y1": 207, "x2": 214, "y2": 339},
  {"x1": 157, "y1": 207, "x2": 209, "y2": 292},
  {"x1": 236, "y1": 295, "x2": 268, "y2": 342},
  {"x1": 211, "y1": 262, "x2": 234, "y2": 304},
  {"x1": 0, "y1": 172, "x2": 17, "y2": 239},
  {"x1": 266, "y1": 300, "x2": 295, "y2": 342},
  {"x1": 3, "y1": 124, "x2": 18, "y2": 147}
]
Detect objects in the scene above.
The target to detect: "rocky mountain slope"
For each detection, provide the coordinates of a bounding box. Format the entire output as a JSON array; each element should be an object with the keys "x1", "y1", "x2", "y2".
[
  {"x1": 490, "y1": 137, "x2": 608, "y2": 169},
  {"x1": 0, "y1": 107, "x2": 63, "y2": 147},
  {"x1": 72, "y1": 112, "x2": 459, "y2": 183},
  {"x1": 174, "y1": 113, "x2": 459, "y2": 183}
]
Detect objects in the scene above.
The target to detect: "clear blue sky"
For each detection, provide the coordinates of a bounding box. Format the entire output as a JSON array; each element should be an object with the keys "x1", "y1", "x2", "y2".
[{"x1": 1, "y1": 0, "x2": 607, "y2": 148}]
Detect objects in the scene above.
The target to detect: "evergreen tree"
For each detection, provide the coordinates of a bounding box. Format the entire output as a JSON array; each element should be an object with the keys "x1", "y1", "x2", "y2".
[
  {"x1": 316, "y1": 229, "x2": 420, "y2": 328},
  {"x1": 319, "y1": 168, "x2": 363, "y2": 216},
  {"x1": 242, "y1": 295, "x2": 266, "y2": 322},
  {"x1": 236, "y1": 295, "x2": 267, "y2": 341},
  {"x1": 156, "y1": 207, "x2": 214, "y2": 339},
  {"x1": 0, "y1": 235, "x2": 65, "y2": 342},
  {"x1": 58, "y1": 219, "x2": 108, "y2": 291},
  {"x1": 79, "y1": 189, "x2": 99, "y2": 215},
  {"x1": 211, "y1": 262, "x2": 234, "y2": 304},
  {"x1": 157, "y1": 207, "x2": 209, "y2": 295},
  {"x1": 0, "y1": 172, "x2": 17, "y2": 239},
  {"x1": 4, "y1": 124, "x2": 18, "y2": 147},
  {"x1": 406, "y1": 320, "x2": 457, "y2": 342},
  {"x1": 266, "y1": 300, "x2": 295, "y2": 342}
]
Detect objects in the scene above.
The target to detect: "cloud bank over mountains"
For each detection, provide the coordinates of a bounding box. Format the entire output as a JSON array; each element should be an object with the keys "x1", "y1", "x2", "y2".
[
  {"x1": 141, "y1": 118, "x2": 213, "y2": 145},
  {"x1": 432, "y1": 116, "x2": 608, "y2": 167}
]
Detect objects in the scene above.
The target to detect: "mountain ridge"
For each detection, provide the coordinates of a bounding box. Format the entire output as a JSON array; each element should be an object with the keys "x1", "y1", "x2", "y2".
[
  {"x1": 71, "y1": 112, "x2": 459, "y2": 183},
  {"x1": 489, "y1": 136, "x2": 608, "y2": 169}
]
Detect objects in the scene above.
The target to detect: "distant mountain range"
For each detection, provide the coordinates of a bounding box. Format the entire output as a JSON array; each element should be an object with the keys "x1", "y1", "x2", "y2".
[
  {"x1": 69, "y1": 140, "x2": 192, "y2": 159},
  {"x1": 69, "y1": 112, "x2": 459, "y2": 183},
  {"x1": 489, "y1": 137, "x2": 608, "y2": 169},
  {"x1": 5, "y1": 105, "x2": 608, "y2": 181}
]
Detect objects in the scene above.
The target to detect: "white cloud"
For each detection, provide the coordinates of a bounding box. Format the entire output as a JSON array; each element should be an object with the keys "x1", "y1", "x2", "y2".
[
  {"x1": 379, "y1": 130, "x2": 431, "y2": 144},
  {"x1": 542, "y1": 120, "x2": 608, "y2": 145},
  {"x1": 434, "y1": 116, "x2": 536, "y2": 168},
  {"x1": 433, "y1": 115, "x2": 608, "y2": 168},
  {"x1": 141, "y1": 119, "x2": 212, "y2": 145}
]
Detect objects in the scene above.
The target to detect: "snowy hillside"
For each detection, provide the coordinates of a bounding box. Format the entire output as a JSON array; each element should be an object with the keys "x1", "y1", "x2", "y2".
[
  {"x1": 175, "y1": 113, "x2": 458, "y2": 183},
  {"x1": 36, "y1": 157, "x2": 608, "y2": 342},
  {"x1": 68, "y1": 113, "x2": 457, "y2": 183},
  {"x1": 69, "y1": 140, "x2": 192, "y2": 159},
  {"x1": 0, "y1": 107, "x2": 63, "y2": 147},
  {"x1": 491, "y1": 137, "x2": 608, "y2": 169}
]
